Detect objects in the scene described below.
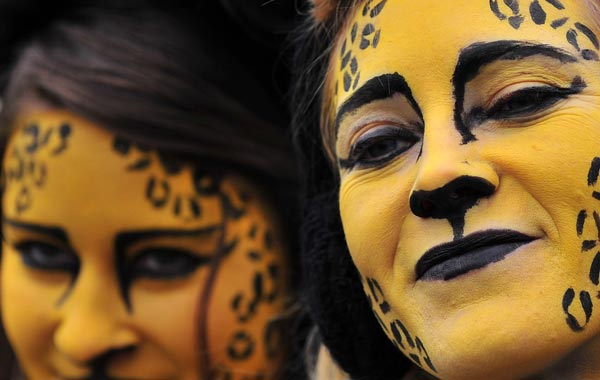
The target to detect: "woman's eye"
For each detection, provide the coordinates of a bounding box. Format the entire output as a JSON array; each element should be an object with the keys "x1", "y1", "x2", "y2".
[
  {"x1": 14, "y1": 241, "x2": 79, "y2": 273},
  {"x1": 486, "y1": 86, "x2": 573, "y2": 120},
  {"x1": 130, "y1": 248, "x2": 211, "y2": 279},
  {"x1": 342, "y1": 127, "x2": 418, "y2": 170}
]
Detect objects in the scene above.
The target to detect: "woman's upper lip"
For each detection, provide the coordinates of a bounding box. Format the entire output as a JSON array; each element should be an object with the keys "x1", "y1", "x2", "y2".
[{"x1": 415, "y1": 229, "x2": 537, "y2": 280}]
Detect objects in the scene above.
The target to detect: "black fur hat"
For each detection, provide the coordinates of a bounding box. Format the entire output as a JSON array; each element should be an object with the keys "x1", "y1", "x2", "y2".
[{"x1": 294, "y1": 128, "x2": 413, "y2": 380}]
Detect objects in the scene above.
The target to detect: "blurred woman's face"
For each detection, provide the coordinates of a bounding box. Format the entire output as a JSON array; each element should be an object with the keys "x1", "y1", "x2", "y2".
[
  {"x1": 330, "y1": 0, "x2": 600, "y2": 379},
  {"x1": 1, "y1": 111, "x2": 290, "y2": 380}
]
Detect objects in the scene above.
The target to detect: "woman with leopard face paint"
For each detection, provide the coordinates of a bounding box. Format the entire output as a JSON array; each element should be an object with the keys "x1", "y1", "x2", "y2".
[
  {"x1": 0, "y1": 3, "x2": 303, "y2": 380},
  {"x1": 292, "y1": 0, "x2": 600, "y2": 379}
]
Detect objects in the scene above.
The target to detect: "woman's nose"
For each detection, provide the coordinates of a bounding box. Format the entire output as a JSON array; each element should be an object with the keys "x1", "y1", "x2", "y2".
[
  {"x1": 53, "y1": 273, "x2": 140, "y2": 366},
  {"x1": 410, "y1": 175, "x2": 496, "y2": 219},
  {"x1": 409, "y1": 132, "x2": 499, "y2": 238}
]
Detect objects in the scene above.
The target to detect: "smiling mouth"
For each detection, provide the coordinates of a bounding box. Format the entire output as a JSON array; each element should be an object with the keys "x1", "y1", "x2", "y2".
[{"x1": 415, "y1": 229, "x2": 537, "y2": 281}]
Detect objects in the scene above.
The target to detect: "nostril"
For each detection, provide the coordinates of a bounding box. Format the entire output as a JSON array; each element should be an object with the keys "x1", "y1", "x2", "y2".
[
  {"x1": 89, "y1": 345, "x2": 137, "y2": 369},
  {"x1": 410, "y1": 176, "x2": 496, "y2": 219},
  {"x1": 452, "y1": 186, "x2": 479, "y2": 199},
  {"x1": 421, "y1": 198, "x2": 434, "y2": 213}
]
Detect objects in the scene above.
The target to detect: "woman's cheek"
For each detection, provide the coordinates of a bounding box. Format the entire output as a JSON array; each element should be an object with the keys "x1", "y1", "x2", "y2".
[
  {"x1": 1, "y1": 248, "x2": 62, "y2": 373},
  {"x1": 339, "y1": 170, "x2": 413, "y2": 277},
  {"x1": 130, "y1": 272, "x2": 205, "y2": 372}
]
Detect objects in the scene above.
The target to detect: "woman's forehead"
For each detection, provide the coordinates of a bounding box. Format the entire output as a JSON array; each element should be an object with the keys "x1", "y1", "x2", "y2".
[
  {"x1": 329, "y1": 0, "x2": 597, "y2": 108},
  {"x1": 1, "y1": 110, "x2": 227, "y2": 233}
]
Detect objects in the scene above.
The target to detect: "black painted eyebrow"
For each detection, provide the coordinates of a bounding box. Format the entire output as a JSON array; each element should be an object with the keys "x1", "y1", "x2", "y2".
[
  {"x1": 453, "y1": 40, "x2": 579, "y2": 143},
  {"x1": 115, "y1": 225, "x2": 222, "y2": 313},
  {"x1": 2, "y1": 217, "x2": 69, "y2": 244},
  {"x1": 114, "y1": 225, "x2": 222, "y2": 254},
  {"x1": 454, "y1": 40, "x2": 578, "y2": 85},
  {"x1": 334, "y1": 72, "x2": 423, "y2": 137}
]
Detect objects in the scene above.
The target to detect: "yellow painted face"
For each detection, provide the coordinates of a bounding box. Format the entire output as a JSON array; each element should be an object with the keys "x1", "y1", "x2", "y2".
[
  {"x1": 1, "y1": 111, "x2": 290, "y2": 380},
  {"x1": 330, "y1": 0, "x2": 600, "y2": 379}
]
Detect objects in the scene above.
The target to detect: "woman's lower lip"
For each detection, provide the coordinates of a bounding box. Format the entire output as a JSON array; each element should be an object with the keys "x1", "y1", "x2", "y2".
[{"x1": 419, "y1": 240, "x2": 534, "y2": 281}]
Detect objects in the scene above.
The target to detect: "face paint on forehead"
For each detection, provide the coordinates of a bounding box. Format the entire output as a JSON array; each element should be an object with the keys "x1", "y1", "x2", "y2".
[
  {"x1": 489, "y1": 0, "x2": 600, "y2": 61},
  {"x1": 330, "y1": 0, "x2": 599, "y2": 112},
  {"x1": 112, "y1": 136, "x2": 247, "y2": 223},
  {"x1": 3, "y1": 118, "x2": 72, "y2": 215},
  {"x1": 335, "y1": 0, "x2": 388, "y2": 99}
]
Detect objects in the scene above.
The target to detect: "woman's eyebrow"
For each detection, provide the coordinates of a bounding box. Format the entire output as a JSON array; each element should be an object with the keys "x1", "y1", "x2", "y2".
[
  {"x1": 114, "y1": 225, "x2": 222, "y2": 253},
  {"x1": 2, "y1": 217, "x2": 69, "y2": 244},
  {"x1": 114, "y1": 225, "x2": 224, "y2": 312},
  {"x1": 453, "y1": 40, "x2": 578, "y2": 89},
  {"x1": 334, "y1": 72, "x2": 423, "y2": 137},
  {"x1": 452, "y1": 40, "x2": 579, "y2": 143}
]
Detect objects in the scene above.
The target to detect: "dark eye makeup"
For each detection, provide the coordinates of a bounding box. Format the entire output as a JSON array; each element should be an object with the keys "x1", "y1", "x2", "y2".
[
  {"x1": 12, "y1": 240, "x2": 210, "y2": 281},
  {"x1": 14, "y1": 241, "x2": 79, "y2": 273},
  {"x1": 485, "y1": 84, "x2": 580, "y2": 120},
  {"x1": 339, "y1": 126, "x2": 419, "y2": 170},
  {"x1": 482, "y1": 75, "x2": 587, "y2": 122},
  {"x1": 128, "y1": 247, "x2": 212, "y2": 280}
]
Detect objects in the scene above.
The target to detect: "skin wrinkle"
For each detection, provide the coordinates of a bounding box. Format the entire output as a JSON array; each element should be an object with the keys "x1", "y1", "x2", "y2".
[
  {"x1": 451, "y1": 41, "x2": 581, "y2": 143},
  {"x1": 328, "y1": 0, "x2": 600, "y2": 379},
  {"x1": 463, "y1": 62, "x2": 580, "y2": 112},
  {"x1": 478, "y1": 102, "x2": 577, "y2": 246},
  {"x1": 339, "y1": 159, "x2": 411, "y2": 284},
  {"x1": 493, "y1": 102, "x2": 598, "y2": 245}
]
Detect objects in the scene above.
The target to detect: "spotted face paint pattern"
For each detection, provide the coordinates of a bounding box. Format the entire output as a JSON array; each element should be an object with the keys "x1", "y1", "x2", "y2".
[
  {"x1": 112, "y1": 136, "x2": 231, "y2": 222},
  {"x1": 209, "y1": 186, "x2": 290, "y2": 380},
  {"x1": 562, "y1": 157, "x2": 600, "y2": 332},
  {"x1": 3, "y1": 121, "x2": 71, "y2": 214},
  {"x1": 336, "y1": 0, "x2": 388, "y2": 96},
  {"x1": 362, "y1": 276, "x2": 437, "y2": 374},
  {"x1": 490, "y1": 0, "x2": 600, "y2": 61}
]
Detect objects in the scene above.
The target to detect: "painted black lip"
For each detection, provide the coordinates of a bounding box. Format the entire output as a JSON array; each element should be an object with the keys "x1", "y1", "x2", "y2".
[{"x1": 415, "y1": 229, "x2": 536, "y2": 281}]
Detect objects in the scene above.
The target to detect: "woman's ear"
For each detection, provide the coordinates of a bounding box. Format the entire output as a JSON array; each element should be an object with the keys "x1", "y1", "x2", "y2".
[{"x1": 312, "y1": 0, "x2": 338, "y2": 23}]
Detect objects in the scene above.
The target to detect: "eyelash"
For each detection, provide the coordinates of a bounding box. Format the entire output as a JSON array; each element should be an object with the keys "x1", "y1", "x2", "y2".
[
  {"x1": 485, "y1": 83, "x2": 581, "y2": 120},
  {"x1": 128, "y1": 247, "x2": 211, "y2": 280},
  {"x1": 340, "y1": 126, "x2": 419, "y2": 170},
  {"x1": 14, "y1": 241, "x2": 210, "y2": 280},
  {"x1": 14, "y1": 241, "x2": 79, "y2": 274}
]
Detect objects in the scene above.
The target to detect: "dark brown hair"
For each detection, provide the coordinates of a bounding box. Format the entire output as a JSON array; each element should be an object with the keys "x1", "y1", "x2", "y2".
[{"x1": 1, "y1": 6, "x2": 297, "y2": 182}]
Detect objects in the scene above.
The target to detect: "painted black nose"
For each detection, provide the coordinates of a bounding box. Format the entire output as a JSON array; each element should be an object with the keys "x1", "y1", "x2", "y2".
[{"x1": 410, "y1": 176, "x2": 495, "y2": 219}]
